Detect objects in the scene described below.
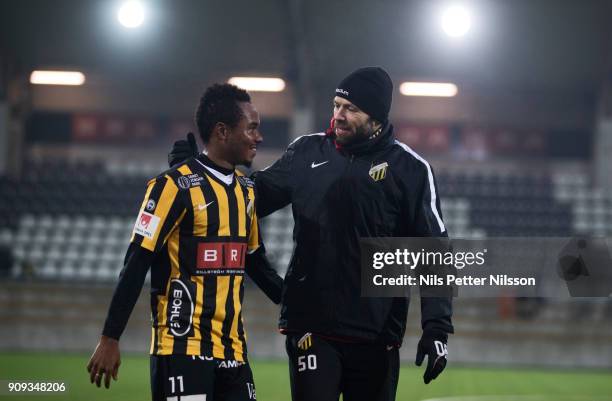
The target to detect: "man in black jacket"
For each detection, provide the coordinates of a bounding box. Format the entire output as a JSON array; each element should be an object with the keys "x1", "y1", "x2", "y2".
[{"x1": 170, "y1": 67, "x2": 453, "y2": 401}]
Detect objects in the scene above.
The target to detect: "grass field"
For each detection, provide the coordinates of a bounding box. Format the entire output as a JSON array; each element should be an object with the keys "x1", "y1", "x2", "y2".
[{"x1": 0, "y1": 352, "x2": 611, "y2": 401}]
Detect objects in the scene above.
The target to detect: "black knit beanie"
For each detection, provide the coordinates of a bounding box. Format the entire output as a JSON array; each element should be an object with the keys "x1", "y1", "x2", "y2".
[{"x1": 335, "y1": 66, "x2": 393, "y2": 123}]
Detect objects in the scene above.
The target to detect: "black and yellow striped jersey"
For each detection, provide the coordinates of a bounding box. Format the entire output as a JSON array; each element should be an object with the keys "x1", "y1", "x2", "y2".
[{"x1": 129, "y1": 155, "x2": 260, "y2": 362}]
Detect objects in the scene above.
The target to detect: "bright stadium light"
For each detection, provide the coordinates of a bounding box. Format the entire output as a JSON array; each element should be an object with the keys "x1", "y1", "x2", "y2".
[
  {"x1": 228, "y1": 77, "x2": 286, "y2": 92},
  {"x1": 118, "y1": 1, "x2": 145, "y2": 28},
  {"x1": 441, "y1": 4, "x2": 472, "y2": 38},
  {"x1": 399, "y1": 82, "x2": 458, "y2": 97},
  {"x1": 30, "y1": 70, "x2": 86, "y2": 86}
]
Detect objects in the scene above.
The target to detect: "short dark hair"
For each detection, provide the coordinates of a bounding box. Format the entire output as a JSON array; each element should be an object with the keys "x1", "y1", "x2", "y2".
[{"x1": 194, "y1": 83, "x2": 251, "y2": 143}]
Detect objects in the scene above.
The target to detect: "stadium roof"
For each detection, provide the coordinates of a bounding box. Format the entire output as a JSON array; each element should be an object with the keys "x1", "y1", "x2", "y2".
[{"x1": 1, "y1": 0, "x2": 610, "y2": 97}]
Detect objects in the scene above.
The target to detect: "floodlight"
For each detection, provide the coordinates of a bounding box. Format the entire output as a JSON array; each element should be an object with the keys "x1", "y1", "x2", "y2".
[
  {"x1": 399, "y1": 82, "x2": 458, "y2": 97},
  {"x1": 118, "y1": 1, "x2": 145, "y2": 28},
  {"x1": 30, "y1": 70, "x2": 86, "y2": 86},
  {"x1": 228, "y1": 77, "x2": 286, "y2": 92},
  {"x1": 441, "y1": 5, "x2": 472, "y2": 38}
]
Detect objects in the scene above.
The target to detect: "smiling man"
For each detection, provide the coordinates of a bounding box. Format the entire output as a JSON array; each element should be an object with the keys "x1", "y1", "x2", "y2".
[
  {"x1": 87, "y1": 83, "x2": 282, "y2": 401},
  {"x1": 256, "y1": 67, "x2": 454, "y2": 401}
]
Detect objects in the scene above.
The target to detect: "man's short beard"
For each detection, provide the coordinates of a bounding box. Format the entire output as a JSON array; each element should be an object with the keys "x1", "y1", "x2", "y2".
[
  {"x1": 339, "y1": 121, "x2": 377, "y2": 146},
  {"x1": 357, "y1": 122, "x2": 377, "y2": 140}
]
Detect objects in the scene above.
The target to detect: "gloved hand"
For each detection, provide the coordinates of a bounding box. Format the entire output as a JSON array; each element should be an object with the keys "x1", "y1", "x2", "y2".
[
  {"x1": 415, "y1": 329, "x2": 448, "y2": 384},
  {"x1": 168, "y1": 132, "x2": 199, "y2": 167}
]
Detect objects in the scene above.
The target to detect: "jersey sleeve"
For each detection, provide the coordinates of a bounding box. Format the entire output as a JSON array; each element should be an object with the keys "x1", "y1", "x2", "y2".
[
  {"x1": 130, "y1": 174, "x2": 187, "y2": 252},
  {"x1": 102, "y1": 243, "x2": 154, "y2": 340}
]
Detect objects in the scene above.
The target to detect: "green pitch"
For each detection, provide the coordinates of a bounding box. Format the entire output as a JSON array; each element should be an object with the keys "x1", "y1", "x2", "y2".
[{"x1": 0, "y1": 352, "x2": 610, "y2": 401}]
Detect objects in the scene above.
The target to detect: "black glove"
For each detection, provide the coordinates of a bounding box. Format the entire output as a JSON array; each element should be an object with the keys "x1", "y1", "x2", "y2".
[
  {"x1": 415, "y1": 329, "x2": 448, "y2": 384},
  {"x1": 168, "y1": 132, "x2": 199, "y2": 167}
]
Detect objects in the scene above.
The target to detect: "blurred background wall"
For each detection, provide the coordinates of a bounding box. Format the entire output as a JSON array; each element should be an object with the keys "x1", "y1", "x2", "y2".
[{"x1": 0, "y1": 0, "x2": 611, "y2": 369}]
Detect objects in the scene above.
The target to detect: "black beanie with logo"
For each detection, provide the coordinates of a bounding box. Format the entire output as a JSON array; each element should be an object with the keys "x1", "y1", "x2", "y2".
[{"x1": 335, "y1": 66, "x2": 393, "y2": 123}]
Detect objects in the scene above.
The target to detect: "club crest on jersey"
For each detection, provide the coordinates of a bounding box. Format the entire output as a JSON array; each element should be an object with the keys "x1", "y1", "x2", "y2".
[
  {"x1": 146, "y1": 199, "x2": 156, "y2": 212},
  {"x1": 177, "y1": 176, "x2": 191, "y2": 190},
  {"x1": 297, "y1": 332, "x2": 313, "y2": 351},
  {"x1": 369, "y1": 162, "x2": 389, "y2": 182}
]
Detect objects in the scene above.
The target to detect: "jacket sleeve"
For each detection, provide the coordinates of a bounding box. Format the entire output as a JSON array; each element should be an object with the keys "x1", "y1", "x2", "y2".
[
  {"x1": 245, "y1": 189, "x2": 283, "y2": 304},
  {"x1": 412, "y1": 164, "x2": 454, "y2": 334},
  {"x1": 252, "y1": 141, "x2": 297, "y2": 218},
  {"x1": 382, "y1": 297, "x2": 409, "y2": 346},
  {"x1": 246, "y1": 244, "x2": 283, "y2": 304}
]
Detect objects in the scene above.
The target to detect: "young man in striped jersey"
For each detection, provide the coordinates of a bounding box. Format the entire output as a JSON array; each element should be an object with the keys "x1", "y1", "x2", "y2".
[{"x1": 87, "y1": 83, "x2": 282, "y2": 401}]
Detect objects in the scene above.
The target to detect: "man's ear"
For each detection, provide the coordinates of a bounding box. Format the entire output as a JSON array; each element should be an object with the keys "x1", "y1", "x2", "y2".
[{"x1": 211, "y1": 122, "x2": 229, "y2": 142}]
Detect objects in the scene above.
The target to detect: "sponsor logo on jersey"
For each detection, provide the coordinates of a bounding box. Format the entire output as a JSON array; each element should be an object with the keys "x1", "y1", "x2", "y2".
[
  {"x1": 369, "y1": 162, "x2": 389, "y2": 182},
  {"x1": 168, "y1": 279, "x2": 195, "y2": 337},
  {"x1": 196, "y1": 242, "x2": 247, "y2": 274},
  {"x1": 190, "y1": 356, "x2": 245, "y2": 369},
  {"x1": 133, "y1": 211, "x2": 160, "y2": 239},
  {"x1": 217, "y1": 360, "x2": 246, "y2": 368},
  {"x1": 177, "y1": 173, "x2": 205, "y2": 190},
  {"x1": 237, "y1": 175, "x2": 254, "y2": 189},
  {"x1": 297, "y1": 332, "x2": 313, "y2": 351},
  {"x1": 191, "y1": 355, "x2": 214, "y2": 361}
]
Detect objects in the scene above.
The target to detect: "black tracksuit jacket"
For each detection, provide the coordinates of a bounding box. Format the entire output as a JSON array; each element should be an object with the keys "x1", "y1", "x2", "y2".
[{"x1": 254, "y1": 123, "x2": 453, "y2": 345}]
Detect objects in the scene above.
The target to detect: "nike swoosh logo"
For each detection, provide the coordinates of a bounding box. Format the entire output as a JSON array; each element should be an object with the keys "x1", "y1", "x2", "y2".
[
  {"x1": 311, "y1": 161, "x2": 329, "y2": 168},
  {"x1": 197, "y1": 201, "x2": 214, "y2": 211}
]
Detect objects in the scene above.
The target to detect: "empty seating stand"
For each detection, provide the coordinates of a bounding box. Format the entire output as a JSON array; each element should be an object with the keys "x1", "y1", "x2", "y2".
[{"x1": 0, "y1": 162, "x2": 607, "y2": 281}]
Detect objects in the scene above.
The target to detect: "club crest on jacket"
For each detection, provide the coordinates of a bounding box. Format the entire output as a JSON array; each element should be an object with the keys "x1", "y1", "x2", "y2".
[{"x1": 369, "y1": 162, "x2": 389, "y2": 182}]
